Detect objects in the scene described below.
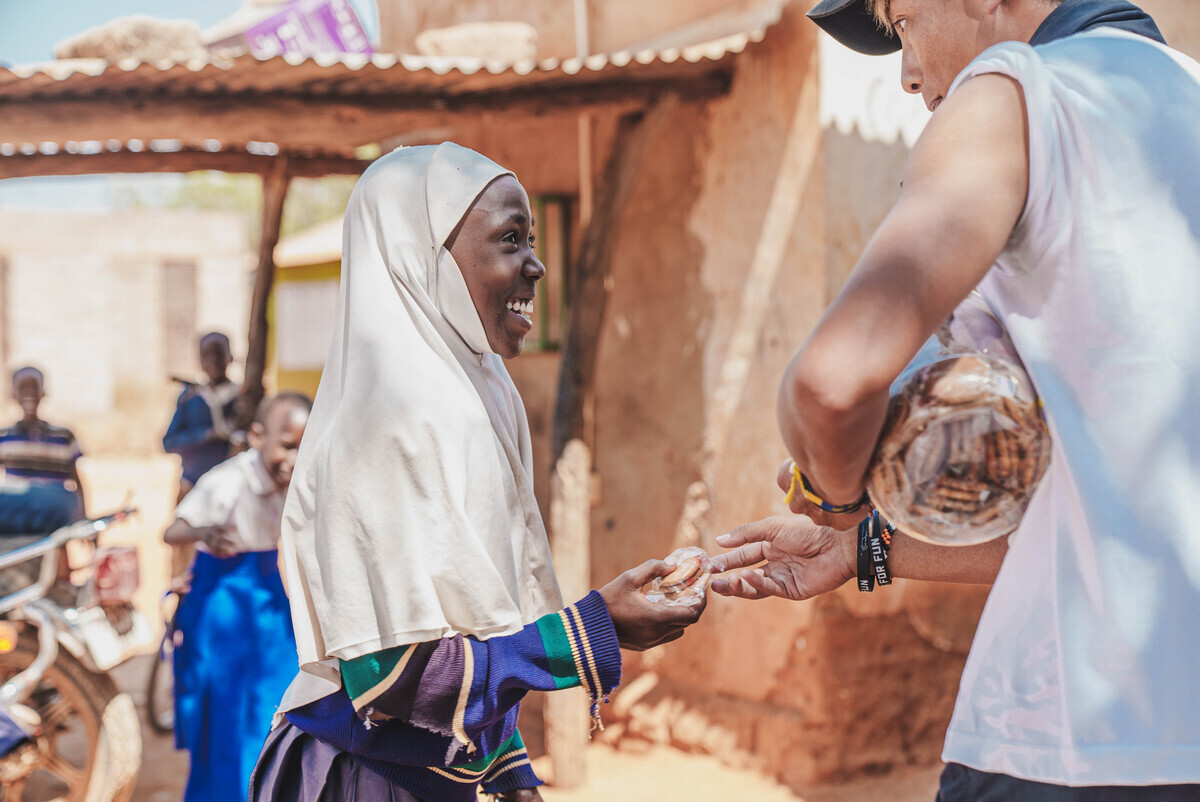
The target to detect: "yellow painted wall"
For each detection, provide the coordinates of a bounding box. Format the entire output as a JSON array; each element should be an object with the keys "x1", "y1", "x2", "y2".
[{"x1": 267, "y1": 260, "x2": 341, "y2": 401}]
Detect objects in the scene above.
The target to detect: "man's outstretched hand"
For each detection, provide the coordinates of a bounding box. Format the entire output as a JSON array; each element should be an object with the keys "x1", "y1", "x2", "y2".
[{"x1": 710, "y1": 515, "x2": 856, "y2": 601}]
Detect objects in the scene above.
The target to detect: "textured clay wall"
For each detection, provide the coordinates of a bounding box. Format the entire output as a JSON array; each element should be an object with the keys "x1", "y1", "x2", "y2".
[
  {"x1": 403, "y1": 0, "x2": 1198, "y2": 787},
  {"x1": 440, "y1": 114, "x2": 613, "y2": 198},
  {"x1": 578, "y1": 3, "x2": 987, "y2": 789}
]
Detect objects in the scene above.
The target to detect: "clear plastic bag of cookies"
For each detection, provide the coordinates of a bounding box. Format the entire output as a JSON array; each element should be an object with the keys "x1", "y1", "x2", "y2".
[
  {"x1": 644, "y1": 547, "x2": 714, "y2": 607},
  {"x1": 866, "y1": 293, "x2": 1052, "y2": 546}
]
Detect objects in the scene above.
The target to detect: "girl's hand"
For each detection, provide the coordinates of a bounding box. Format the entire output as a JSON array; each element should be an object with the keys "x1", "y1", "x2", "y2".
[{"x1": 599, "y1": 560, "x2": 706, "y2": 651}]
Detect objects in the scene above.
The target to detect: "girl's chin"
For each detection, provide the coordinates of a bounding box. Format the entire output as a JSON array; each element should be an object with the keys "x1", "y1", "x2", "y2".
[{"x1": 498, "y1": 339, "x2": 526, "y2": 359}]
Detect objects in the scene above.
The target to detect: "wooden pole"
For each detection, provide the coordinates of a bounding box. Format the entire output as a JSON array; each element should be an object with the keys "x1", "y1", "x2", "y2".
[
  {"x1": 238, "y1": 156, "x2": 291, "y2": 428},
  {"x1": 551, "y1": 99, "x2": 669, "y2": 458},
  {"x1": 544, "y1": 96, "x2": 671, "y2": 789}
]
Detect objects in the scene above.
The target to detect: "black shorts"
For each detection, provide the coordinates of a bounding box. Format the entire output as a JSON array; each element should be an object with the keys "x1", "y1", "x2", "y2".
[{"x1": 938, "y1": 763, "x2": 1200, "y2": 801}]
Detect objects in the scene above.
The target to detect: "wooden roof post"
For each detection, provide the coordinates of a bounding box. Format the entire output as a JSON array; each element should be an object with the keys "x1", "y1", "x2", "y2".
[
  {"x1": 239, "y1": 156, "x2": 291, "y2": 428},
  {"x1": 544, "y1": 95, "x2": 671, "y2": 790}
]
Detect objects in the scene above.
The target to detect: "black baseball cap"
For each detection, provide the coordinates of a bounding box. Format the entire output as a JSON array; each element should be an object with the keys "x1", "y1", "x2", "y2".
[{"x1": 807, "y1": 0, "x2": 900, "y2": 55}]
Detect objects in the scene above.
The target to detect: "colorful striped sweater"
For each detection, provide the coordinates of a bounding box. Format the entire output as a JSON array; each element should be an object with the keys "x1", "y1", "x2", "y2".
[{"x1": 285, "y1": 591, "x2": 621, "y2": 801}]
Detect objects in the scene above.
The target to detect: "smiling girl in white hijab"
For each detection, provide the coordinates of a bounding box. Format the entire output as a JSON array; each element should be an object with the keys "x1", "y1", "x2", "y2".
[{"x1": 250, "y1": 143, "x2": 705, "y2": 802}]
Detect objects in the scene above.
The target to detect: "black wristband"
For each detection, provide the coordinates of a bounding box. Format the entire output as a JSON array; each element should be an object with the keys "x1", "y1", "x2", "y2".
[
  {"x1": 856, "y1": 515, "x2": 874, "y2": 592},
  {"x1": 869, "y1": 510, "x2": 892, "y2": 587}
]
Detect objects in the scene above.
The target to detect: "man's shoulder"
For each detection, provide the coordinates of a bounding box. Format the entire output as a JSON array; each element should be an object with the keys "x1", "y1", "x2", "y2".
[{"x1": 1033, "y1": 26, "x2": 1180, "y2": 78}]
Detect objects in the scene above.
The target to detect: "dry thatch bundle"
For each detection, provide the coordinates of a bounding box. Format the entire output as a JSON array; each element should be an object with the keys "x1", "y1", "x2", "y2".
[{"x1": 54, "y1": 15, "x2": 207, "y2": 63}]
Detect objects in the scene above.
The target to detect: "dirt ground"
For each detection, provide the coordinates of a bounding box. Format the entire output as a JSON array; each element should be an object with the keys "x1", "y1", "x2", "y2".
[{"x1": 84, "y1": 456, "x2": 943, "y2": 802}]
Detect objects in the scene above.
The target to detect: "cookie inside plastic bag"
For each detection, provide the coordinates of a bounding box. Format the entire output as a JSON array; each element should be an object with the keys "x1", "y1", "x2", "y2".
[
  {"x1": 866, "y1": 294, "x2": 1052, "y2": 546},
  {"x1": 644, "y1": 547, "x2": 714, "y2": 606}
]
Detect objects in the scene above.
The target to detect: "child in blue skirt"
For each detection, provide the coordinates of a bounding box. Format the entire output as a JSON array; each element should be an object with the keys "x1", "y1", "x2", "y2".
[{"x1": 165, "y1": 392, "x2": 311, "y2": 802}]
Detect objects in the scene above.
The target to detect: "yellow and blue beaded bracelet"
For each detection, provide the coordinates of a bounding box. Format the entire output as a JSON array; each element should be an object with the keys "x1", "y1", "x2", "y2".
[{"x1": 782, "y1": 461, "x2": 870, "y2": 515}]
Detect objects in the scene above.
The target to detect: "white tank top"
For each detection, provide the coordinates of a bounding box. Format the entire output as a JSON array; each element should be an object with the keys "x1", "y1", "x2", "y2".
[{"x1": 942, "y1": 30, "x2": 1200, "y2": 786}]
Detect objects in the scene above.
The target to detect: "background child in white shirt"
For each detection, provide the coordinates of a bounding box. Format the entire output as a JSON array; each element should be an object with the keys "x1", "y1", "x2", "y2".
[{"x1": 165, "y1": 392, "x2": 311, "y2": 802}]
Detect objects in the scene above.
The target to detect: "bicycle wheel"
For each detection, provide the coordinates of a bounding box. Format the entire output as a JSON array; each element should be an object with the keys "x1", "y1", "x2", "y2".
[
  {"x1": 145, "y1": 629, "x2": 175, "y2": 735},
  {"x1": 0, "y1": 630, "x2": 141, "y2": 801}
]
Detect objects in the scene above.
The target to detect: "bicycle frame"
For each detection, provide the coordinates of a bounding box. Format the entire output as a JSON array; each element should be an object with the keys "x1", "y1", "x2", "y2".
[
  {"x1": 0, "y1": 510, "x2": 132, "y2": 616},
  {"x1": 0, "y1": 510, "x2": 138, "y2": 707}
]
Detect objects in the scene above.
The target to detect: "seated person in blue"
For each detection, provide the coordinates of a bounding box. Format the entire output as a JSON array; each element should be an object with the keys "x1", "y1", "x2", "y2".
[
  {"x1": 164, "y1": 391, "x2": 311, "y2": 802},
  {"x1": 0, "y1": 367, "x2": 85, "y2": 535},
  {"x1": 163, "y1": 332, "x2": 242, "y2": 495}
]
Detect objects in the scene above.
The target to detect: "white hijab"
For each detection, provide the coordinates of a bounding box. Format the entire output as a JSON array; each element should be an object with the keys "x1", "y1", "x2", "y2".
[{"x1": 278, "y1": 143, "x2": 563, "y2": 709}]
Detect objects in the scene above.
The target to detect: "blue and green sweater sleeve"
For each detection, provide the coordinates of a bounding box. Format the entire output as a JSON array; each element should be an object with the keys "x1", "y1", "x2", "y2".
[{"x1": 338, "y1": 591, "x2": 621, "y2": 790}]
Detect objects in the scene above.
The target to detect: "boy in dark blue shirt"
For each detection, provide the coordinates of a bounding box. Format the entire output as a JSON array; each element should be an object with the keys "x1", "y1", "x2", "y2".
[{"x1": 163, "y1": 332, "x2": 242, "y2": 495}]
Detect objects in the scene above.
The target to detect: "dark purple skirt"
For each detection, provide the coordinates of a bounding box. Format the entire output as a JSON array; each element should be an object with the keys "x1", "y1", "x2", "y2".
[{"x1": 250, "y1": 721, "x2": 424, "y2": 802}]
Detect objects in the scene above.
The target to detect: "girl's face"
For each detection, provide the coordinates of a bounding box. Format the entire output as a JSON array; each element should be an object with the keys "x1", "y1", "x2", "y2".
[{"x1": 448, "y1": 176, "x2": 546, "y2": 359}]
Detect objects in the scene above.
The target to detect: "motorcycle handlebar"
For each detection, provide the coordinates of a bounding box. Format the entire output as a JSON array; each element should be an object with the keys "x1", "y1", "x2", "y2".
[{"x1": 0, "y1": 509, "x2": 137, "y2": 615}]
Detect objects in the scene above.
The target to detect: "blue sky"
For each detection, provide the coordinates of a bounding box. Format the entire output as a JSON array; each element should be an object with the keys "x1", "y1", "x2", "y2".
[
  {"x1": 0, "y1": 0, "x2": 379, "y2": 66},
  {"x1": 0, "y1": 1, "x2": 378, "y2": 207},
  {"x1": 0, "y1": 1, "x2": 244, "y2": 66}
]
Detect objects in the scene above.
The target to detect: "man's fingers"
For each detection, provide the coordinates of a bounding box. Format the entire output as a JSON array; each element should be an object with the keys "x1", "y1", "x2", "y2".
[
  {"x1": 715, "y1": 516, "x2": 782, "y2": 549},
  {"x1": 709, "y1": 577, "x2": 735, "y2": 596},
  {"x1": 740, "y1": 567, "x2": 791, "y2": 599},
  {"x1": 710, "y1": 572, "x2": 770, "y2": 600},
  {"x1": 709, "y1": 542, "x2": 767, "y2": 573}
]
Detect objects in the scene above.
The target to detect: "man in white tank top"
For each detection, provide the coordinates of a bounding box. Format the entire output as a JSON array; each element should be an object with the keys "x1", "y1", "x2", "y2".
[{"x1": 712, "y1": 0, "x2": 1200, "y2": 798}]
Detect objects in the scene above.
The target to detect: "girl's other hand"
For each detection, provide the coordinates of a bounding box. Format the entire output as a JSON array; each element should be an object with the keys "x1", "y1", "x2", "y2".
[
  {"x1": 203, "y1": 526, "x2": 239, "y2": 558},
  {"x1": 599, "y1": 560, "x2": 706, "y2": 651}
]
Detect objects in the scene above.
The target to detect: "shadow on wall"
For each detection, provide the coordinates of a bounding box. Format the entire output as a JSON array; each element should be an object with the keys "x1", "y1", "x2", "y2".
[
  {"x1": 822, "y1": 123, "x2": 911, "y2": 302},
  {"x1": 583, "y1": 100, "x2": 991, "y2": 796},
  {"x1": 588, "y1": 97, "x2": 712, "y2": 593}
]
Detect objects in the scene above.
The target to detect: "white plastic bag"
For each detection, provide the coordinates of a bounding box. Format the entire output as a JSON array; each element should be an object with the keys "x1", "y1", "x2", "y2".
[{"x1": 643, "y1": 547, "x2": 714, "y2": 607}]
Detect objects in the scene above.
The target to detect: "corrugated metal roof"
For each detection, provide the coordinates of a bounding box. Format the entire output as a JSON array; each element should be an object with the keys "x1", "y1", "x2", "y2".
[
  {"x1": 0, "y1": 5, "x2": 783, "y2": 167},
  {"x1": 0, "y1": 24, "x2": 772, "y2": 102}
]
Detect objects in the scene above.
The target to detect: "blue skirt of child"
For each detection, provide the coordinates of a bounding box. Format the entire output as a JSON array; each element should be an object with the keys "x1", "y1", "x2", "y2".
[{"x1": 174, "y1": 550, "x2": 297, "y2": 802}]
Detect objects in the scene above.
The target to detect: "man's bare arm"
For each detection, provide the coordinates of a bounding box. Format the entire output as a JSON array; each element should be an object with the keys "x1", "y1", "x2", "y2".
[
  {"x1": 712, "y1": 516, "x2": 1008, "y2": 600},
  {"x1": 780, "y1": 73, "x2": 1031, "y2": 507}
]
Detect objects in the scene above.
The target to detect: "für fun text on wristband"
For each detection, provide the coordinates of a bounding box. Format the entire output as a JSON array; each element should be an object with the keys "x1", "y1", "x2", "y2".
[{"x1": 856, "y1": 515, "x2": 875, "y2": 592}]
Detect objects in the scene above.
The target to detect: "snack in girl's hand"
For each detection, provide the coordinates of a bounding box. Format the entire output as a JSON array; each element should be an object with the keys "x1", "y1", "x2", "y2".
[{"x1": 644, "y1": 547, "x2": 714, "y2": 606}]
